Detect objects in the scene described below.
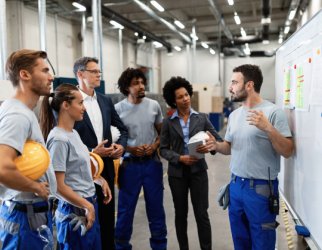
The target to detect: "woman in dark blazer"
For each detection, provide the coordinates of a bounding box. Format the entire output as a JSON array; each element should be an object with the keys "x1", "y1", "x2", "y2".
[{"x1": 160, "y1": 76, "x2": 222, "y2": 250}]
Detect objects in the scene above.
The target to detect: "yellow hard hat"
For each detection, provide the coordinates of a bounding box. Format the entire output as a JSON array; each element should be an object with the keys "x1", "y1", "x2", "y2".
[
  {"x1": 89, "y1": 152, "x2": 104, "y2": 179},
  {"x1": 14, "y1": 140, "x2": 50, "y2": 180}
]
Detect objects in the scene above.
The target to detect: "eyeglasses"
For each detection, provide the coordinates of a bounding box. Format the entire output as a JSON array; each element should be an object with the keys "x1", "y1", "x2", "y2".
[{"x1": 83, "y1": 69, "x2": 102, "y2": 75}]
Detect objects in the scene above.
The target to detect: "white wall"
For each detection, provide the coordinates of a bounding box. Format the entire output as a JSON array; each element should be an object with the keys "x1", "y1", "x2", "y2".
[
  {"x1": 224, "y1": 56, "x2": 276, "y2": 102},
  {"x1": 160, "y1": 48, "x2": 220, "y2": 86}
]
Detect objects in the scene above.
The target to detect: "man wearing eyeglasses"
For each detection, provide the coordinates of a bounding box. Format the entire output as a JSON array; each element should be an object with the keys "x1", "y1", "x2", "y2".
[{"x1": 73, "y1": 57, "x2": 128, "y2": 250}]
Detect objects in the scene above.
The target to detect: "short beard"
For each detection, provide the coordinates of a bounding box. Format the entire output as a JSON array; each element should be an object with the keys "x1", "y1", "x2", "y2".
[
  {"x1": 137, "y1": 92, "x2": 145, "y2": 99},
  {"x1": 231, "y1": 90, "x2": 247, "y2": 102}
]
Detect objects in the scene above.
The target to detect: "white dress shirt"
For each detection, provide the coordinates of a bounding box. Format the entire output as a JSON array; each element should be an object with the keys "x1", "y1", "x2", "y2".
[{"x1": 79, "y1": 88, "x2": 103, "y2": 143}]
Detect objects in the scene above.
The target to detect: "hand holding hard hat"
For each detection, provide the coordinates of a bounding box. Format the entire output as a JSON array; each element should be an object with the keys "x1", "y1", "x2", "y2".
[{"x1": 14, "y1": 140, "x2": 50, "y2": 180}]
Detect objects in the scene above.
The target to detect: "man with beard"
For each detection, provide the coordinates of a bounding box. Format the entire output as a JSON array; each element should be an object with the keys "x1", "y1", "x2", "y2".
[
  {"x1": 114, "y1": 68, "x2": 167, "y2": 250},
  {"x1": 199, "y1": 64, "x2": 294, "y2": 250},
  {"x1": 0, "y1": 49, "x2": 57, "y2": 249}
]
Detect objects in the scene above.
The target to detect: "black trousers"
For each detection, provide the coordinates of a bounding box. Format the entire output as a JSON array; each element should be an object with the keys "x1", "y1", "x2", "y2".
[
  {"x1": 168, "y1": 168, "x2": 212, "y2": 250},
  {"x1": 96, "y1": 175, "x2": 115, "y2": 250}
]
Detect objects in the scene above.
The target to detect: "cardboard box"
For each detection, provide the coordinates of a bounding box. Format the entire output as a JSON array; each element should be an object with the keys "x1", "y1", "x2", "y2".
[{"x1": 212, "y1": 96, "x2": 224, "y2": 113}]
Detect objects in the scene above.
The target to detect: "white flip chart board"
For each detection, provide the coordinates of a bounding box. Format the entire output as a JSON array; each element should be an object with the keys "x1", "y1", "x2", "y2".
[{"x1": 275, "y1": 10, "x2": 322, "y2": 249}]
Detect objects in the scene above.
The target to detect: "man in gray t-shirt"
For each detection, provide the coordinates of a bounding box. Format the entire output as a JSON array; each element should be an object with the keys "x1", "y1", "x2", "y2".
[
  {"x1": 0, "y1": 49, "x2": 56, "y2": 250},
  {"x1": 202, "y1": 64, "x2": 294, "y2": 250},
  {"x1": 114, "y1": 68, "x2": 167, "y2": 250}
]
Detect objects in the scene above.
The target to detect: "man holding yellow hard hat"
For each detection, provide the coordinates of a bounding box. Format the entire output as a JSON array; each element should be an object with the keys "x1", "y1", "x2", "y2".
[{"x1": 0, "y1": 49, "x2": 57, "y2": 249}]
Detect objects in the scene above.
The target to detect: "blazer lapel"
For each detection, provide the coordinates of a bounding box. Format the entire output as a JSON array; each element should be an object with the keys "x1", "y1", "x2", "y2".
[
  {"x1": 171, "y1": 118, "x2": 184, "y2": 139},
  {"x1": 83, "y1": 111, "x2": 96, "y2": 136},
  {"x1": 96, "y1": 94, "x2": 108, "y2": 127},
  {"x1": 189, "y1": 114, "x2": 199, "y2": 136}
]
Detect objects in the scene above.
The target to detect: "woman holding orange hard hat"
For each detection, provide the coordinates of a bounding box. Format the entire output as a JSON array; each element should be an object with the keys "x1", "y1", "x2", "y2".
[{"x1": 40, "y1": 83, "x2": 111, "y2": 250}]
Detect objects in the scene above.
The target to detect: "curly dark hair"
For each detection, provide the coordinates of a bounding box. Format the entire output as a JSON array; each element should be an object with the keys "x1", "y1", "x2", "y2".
[
  {"x1": 233, "y1": 64, "x2": 263, "y2": 93},
  {"x1": 117, "y1": 68, "x2": 147, "y2": 96},
  {"x1": 162, "y1": 76, "x2": 193, "y2": 109}
]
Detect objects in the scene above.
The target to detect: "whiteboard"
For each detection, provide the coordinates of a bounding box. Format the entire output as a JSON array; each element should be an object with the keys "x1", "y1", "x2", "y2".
[{"x1": 276, "y1": 10, "x2": 322, "y2": 249}]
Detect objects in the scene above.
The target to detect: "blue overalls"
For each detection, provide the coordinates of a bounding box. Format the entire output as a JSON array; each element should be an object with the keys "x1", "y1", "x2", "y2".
[
  {"x1": 229, "y1": 175, "x2": 279, "y2": 250},
  {"x1": 55, "y1": 196, "x2": 101, "y2": 250},
  {"x1": 0, "y1": 200, "x2": 53, "y2": 250},
  {"x1": 115, "y1": 156, "x2": 167, "y2": 250}
]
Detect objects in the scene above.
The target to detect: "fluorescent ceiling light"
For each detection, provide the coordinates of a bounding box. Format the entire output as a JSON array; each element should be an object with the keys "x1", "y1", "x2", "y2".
[
  {"x1": 227, "y1": 0, "x2": 234, "y2": 5},
  {"x1": 285, "y1": 20, "x2": 291, "y2": 26},
  {"x1": 174, "y1": 46, "x2": 182, "y2": 52},
  {"x1": 174, "y1": 20, "x2": 185, "y2": 29},
  {"x1": 190, "y1": 33, "x2": 199, "y2": 41},
  {"x1": 261, "y1": 17, "x2": 271, "y2": 24},
  {"x1": 234, "y1": 12, "x2": 241, "y2": 25},
  {"x1": 262, "y1": 40, "x2": 270, "y2": 44},
  {"x1": 201, "y1": 42, "x2": 209, "y2": 49},
  {"x1": 72, "y1": 2, "x2": 86, "y2": 12},
  {"x1": 153, "y1": 41, "x2": 163, "y2": 48},
  {"x1": 240, "y1": 28, "x2": 247, "y2": 37},
  {"x1": 288, "y1": 9, "x2": 297, "y2": 20},
  {"x1": 109, "y1": 20, "x2": 124, "y2": 29},
  {"x1": 150, "y1": 0, "x2": 164, "y2": 12},
  {"x1": 284, "y1": 26, "x2": 290, "y2": 34},
  {"x1": 209, "y1": 48, "x2": 216, "y2": 55},
  {"x1": 278, "y1": 38, "x2": 283, "y2": 44}
]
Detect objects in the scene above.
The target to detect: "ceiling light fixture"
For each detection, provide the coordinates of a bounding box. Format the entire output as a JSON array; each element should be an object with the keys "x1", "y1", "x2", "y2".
[
  {"x1": 153, "y1": 41, "x2": 163, "y2": 48},
  {"x1": 262, "y1": 40, "x2": 270, "y2": 44},
  {"x1": 150, "y1": 0, "x2": 165, "y2": 12},
  {"x1": 190, "y1": 33, "x2": 199, "y2": 41},
  {"x1": 134, "y1": 32, "x2": 139, "y2": 36},
  {"x1": 174, "y1": 46, "x2": 182, "y2": 52},
  {"x1": 209, "y1": 48, "x2": 216, "y2": 55},
  {"x1": 244, "y1": 43, "x2": 251, "y2": 55},
  {"x1": 284, "y1": 26, "x2": 290, "y2": 34},
  {"x1": 174, "y1": 20, "x2": 185, "y2": 29},
  {"x1": 72, "y1": 2, "x2": 86, "y2": 12},
  {"x1": 261, "y1": 17, "x2": 271, "y2": 24},
  {"x1": 227, "y1": 0, "x2": 234, "y2": 6},
  {"x1": 240, "y1": 28, "x2": 247, "y2": 37},
  {"x1": 288, "y1": 9, "x2": 297, "y2": 20},
  {"x1": 109, "y1": 20, "x2": 124, "y2": 29},
  {"x1": 201, "y1": 42, "x2": 209, "y2": 49},
  {"x1": 234, "y1": 12, "x2": 241, "y2": 25}
]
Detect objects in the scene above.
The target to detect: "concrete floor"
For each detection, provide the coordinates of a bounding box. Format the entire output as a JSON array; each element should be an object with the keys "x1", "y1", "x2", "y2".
[{"x1": 116, "y1": 129, "x2": 310, "y2": 250}]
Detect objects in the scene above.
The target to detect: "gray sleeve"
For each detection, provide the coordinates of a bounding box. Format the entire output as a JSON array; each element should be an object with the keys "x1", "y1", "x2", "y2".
[
  {"x1": 48, "y1": 140, "x2": 69, "y2": 172},
  {"x1": 155, "y1": 102, "x2": 163, "y2": 125},
  {"x1": 270, "y1": 109, "x2": 292, "y2": 137},
  {"x1": 0, "y1": 113, "x2": 30, "y2": 154},
  {"x1": 224, "y1": 117, "x2": 233, "y2": 143}
]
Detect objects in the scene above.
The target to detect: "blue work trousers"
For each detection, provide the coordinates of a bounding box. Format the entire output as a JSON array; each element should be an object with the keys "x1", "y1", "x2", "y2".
[
  {"x1": 0, "y1": 201, "x2": 53, "y2": 250},
  {"x1": 229, "y1": 176, "x2": 279, "y2": 250},
  {"x1": 55, "y1": 197, "x2": 101, "y2": 250},
  {"x1": 115, "y1": 158, "x2": 167, "y2": 250}
]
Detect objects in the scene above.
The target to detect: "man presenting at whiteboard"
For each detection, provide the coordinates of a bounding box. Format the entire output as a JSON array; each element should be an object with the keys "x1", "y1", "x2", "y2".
[{"x1": 198, "y1": 64, "x2": 294, "y2": 250}]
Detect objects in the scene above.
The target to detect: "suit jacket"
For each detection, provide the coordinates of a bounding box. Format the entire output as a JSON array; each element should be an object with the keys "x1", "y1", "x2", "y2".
[
  {"x1": 74, "y1": 91, "x2": 128, "y2": 180},
  {"x1": 160, "y1": 112, "x2": 222, "y2": 178}
]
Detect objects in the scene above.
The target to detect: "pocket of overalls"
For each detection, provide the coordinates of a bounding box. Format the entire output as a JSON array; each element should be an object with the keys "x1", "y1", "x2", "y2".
[
  {"x1": 27, "y1": 212, "x2": 48, "y2": 231},
  {"x1": 0, "y1": 217, "x2": 20, "y2": 248},
  {"x1": 255, "y1": 184, "x2": 271, "y2": 198}
]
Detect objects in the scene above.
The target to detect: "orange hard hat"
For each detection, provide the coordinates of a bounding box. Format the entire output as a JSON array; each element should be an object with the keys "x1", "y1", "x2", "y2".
[
  {"x1": 89, "y1": 152, "x2": 104, "y2": 179},
  {"x1": 14, "y1": 140, "x2": 50, "y2": 180}
]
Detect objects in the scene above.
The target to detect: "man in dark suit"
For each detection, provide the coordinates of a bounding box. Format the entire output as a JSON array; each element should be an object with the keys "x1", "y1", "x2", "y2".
[{"x1": 73, "y1": 57, "x2": 128, "y2": 250}]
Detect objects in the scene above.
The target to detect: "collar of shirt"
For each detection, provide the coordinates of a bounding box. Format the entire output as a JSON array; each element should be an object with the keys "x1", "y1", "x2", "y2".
[
  {"x1": 170, "y1": 108, "x2": 198, "y2": 120},
  {"x1": 78, "y1": 86, "x2": 97, "y2": 101}
]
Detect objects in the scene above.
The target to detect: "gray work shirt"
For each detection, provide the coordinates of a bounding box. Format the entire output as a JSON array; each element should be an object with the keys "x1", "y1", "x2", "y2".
[
  {"x1": 0, "y1": 98, "x2": 57, "y2": 202},
  {"x1": 46, "y1": 127, "x2": 95, "y2": 199},
  {"x1": 225, "y1": 100, "x2": 292, "y2": 180},
  {"x1": 115, "y1": 97, "x2": 163, "y2": 157}
]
